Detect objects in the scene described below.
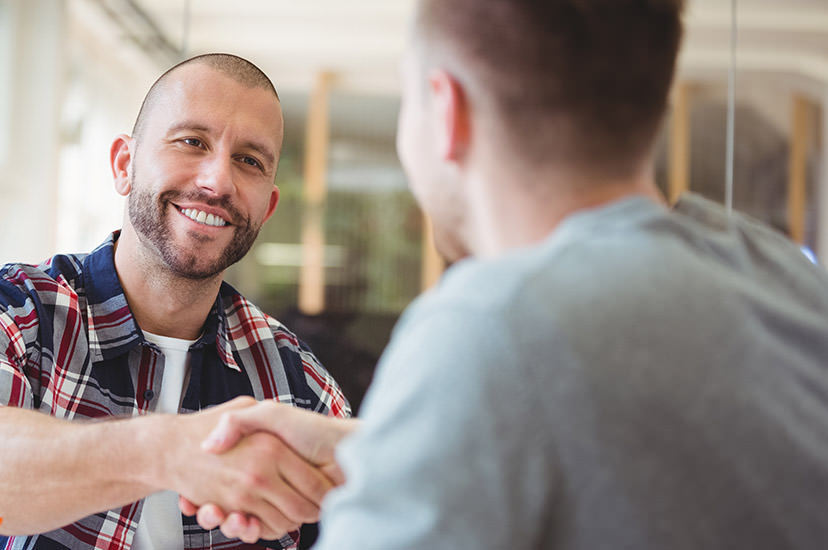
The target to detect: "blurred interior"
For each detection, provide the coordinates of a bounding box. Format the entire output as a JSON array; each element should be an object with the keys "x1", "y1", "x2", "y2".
[{"x1": 2, "y1": 0, "x2": 828, "y2": 411}]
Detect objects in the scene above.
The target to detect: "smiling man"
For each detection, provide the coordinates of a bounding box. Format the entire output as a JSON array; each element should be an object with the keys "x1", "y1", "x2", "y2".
[{"x1": 0, "y1": 54, "x2": 349, "y2": 550}]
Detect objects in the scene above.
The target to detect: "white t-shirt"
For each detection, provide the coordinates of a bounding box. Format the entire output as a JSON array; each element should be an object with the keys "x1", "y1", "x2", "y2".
[{"x1": 131, "y1": 331, "x2": 198, "y2": 550}]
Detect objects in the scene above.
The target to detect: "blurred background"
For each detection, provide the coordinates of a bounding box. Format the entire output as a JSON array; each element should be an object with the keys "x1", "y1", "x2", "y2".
[{"x1": 1, "y1": 0, "x2": 827, "y2": 410}]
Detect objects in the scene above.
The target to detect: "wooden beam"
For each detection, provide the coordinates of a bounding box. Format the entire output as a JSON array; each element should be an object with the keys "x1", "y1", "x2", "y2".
[
  {"x1": 420, "y1": 213, "x2": 444, "y2": 291},
  {"x1": 668, "y1": 83, "x2": 692, "y2": 204},
  {"x1": 299, "y1": 71, "x2": 335, "y2": 315},
  {"x1": 788, "y1": 95, "x2": 812, "y2": 244}
]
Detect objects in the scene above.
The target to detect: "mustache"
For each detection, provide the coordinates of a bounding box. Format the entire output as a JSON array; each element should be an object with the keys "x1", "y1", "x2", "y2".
[{"x1": 158, "y1": 190, "x2": 248, "y2": 226}]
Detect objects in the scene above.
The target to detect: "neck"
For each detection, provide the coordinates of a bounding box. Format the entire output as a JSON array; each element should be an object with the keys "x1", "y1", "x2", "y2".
[
  {"x1": 466, "y1": 162, "x2": 666, "y2": 258},
  {"x1": 113, "y1": 228, "x2": 222, "y2": 340}
]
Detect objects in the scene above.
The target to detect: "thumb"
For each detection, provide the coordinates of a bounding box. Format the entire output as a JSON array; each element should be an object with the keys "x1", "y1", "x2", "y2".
[
  {"x1": 201, "y1": 402, "x2": 277, "y2": 453},
  {"x1": 200, "y1": 411, "x2": 248, "y2": 453}
]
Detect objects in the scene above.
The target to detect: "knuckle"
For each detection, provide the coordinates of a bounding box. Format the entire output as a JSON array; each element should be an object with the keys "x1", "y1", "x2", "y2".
[
  {"x1": 229, "y1": 488, "x2": 255, "y2": 512},
  {"x1": 303, "y1": 473, "x2": 330, "y2": 503},
  {"x1": 283, "y1": 497, "x2": 319, "y2": 523},
  {"x1": 262, "y1": 520, "x2": 300, "y2": 541},
  {"x1": 240, "y1": 470, "x2": 265, "y2": 493},
  {"x1": 255, "y1": 430, "x2": 280, "y2": 447}
]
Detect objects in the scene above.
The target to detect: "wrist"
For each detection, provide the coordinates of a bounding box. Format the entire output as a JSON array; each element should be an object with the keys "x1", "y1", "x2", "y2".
[{"x1": 127, "y1": 413, "x2": 180, "y2": 492}]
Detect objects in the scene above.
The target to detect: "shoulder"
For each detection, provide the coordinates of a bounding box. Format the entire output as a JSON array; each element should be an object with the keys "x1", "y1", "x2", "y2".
[
  {"x1": 219, "y1": 285, "x2": 351, "y2": 418},
  {"x1": 0, "y1": 253, "x2": 86, "y2": 309},
  {"x1": 218, "y1": 285, "x2": 304, "y2": 350}
]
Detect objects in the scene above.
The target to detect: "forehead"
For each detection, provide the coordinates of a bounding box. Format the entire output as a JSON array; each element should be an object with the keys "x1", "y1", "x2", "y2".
[{"x1": 142, "y1": 64, "x2": 283, "y2": 142}]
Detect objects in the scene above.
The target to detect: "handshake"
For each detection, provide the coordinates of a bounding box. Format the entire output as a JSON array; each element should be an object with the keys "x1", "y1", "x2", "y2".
[{"x1": 173, "y1": 396, "x2": 358, "y2": 543}]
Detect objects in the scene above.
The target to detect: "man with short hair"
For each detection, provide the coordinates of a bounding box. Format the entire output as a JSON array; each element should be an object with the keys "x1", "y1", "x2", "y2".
[
  {"x1": 0, "y1": 53, "x2": 350, "y2": 549},
  {"x1": 192, "y1": 1, "x2": 828, "y2": 548}
]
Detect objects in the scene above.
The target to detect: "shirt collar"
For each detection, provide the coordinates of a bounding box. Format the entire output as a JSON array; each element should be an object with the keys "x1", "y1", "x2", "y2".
[{"x1": 84, "y1": 231, "x2": 240, "y2": 371}]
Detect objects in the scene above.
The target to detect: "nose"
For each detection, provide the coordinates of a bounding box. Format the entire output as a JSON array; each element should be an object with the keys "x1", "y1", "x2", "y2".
[{"x1": 195, "y1": 153, "x2": 236, "y2": 197}]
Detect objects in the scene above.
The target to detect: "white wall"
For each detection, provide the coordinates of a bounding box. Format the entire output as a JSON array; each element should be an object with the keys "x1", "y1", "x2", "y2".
[
  {"x1": 0, "y1": 0, "x2": 161, "y2": 264},
  {"x1": 0, "y1": 0, "x2": 64, "y2": 264}
]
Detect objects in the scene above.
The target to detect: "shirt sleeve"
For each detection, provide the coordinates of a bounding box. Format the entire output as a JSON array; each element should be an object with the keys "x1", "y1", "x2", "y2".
[
  {"x1": 265, "y1": 312, "x2": 352, "y2": 419},
  {"x1": 0, "y1": 309, "x2": 35, "y2": 408},
  {"x1": 297, "y1": 342, "x2": 352, "y2": 419},
  {"x1": 314, "y1": 306, "x2": 556, "y2": 550}
]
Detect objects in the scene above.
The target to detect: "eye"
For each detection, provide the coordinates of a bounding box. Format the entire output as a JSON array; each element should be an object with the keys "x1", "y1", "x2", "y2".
[
  {"x1": 182, "y1": 137, "x2": 203, "y2": 148},
  {"x1": 238, "y1": 155, "x2": 264, "y2": 171}
]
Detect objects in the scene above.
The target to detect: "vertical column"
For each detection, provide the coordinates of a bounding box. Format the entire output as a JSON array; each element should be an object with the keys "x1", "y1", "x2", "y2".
[
  {"x1": 420, "y1": 214, "x2": 444, "y2": 291},
  {"x1": 668, "y1": 82, "x2": 692, "y2": 204},
  {"x1": 788, "y1": 95, "x2": 812, "y2": 244},
  {"x1": 0, "y1": 0, "x2": 12, "y2": 171},
  {"x1": 299, "y1": 72, "x2": 335, "y2": 315},
  {"x1": 0, "y1": 0, "x2": 65, "y2": 263},
  {"x1": 817, "y1": 89, "x2": 828, "y2": 263}
]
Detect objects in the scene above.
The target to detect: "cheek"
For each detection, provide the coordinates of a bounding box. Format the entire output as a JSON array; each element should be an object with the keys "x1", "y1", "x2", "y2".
[
  {"x1": 397, "y1": 117, "x2": 430, "y2": 191},
  {"x1": 135, "y1": 151, "x2": 186, "y2": 189},
  {"x1": 243, "y1": 186, "x2": 277, "y2": 224},
  {"x1": 396, "y1": 99, "x2": 422, "y2": 165}
]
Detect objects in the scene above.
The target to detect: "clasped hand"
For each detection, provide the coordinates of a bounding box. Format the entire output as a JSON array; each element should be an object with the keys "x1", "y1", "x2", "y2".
[{"x1": 175, "y1": 397, "x2": 356, "y2": 543}]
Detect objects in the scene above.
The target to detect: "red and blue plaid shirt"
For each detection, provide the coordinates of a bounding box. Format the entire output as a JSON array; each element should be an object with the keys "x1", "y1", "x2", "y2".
[{"x1": 0, "y1": 233, "x2": 351, "y2": 550}]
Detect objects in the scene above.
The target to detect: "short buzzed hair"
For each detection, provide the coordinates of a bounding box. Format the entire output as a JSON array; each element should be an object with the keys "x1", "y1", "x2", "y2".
[
  {"x1": 131, "y1": 53, "x2": 279, "y2": 141},
  {"x1": 414, "y1": 0, "x2": 685, "y2": 178}
]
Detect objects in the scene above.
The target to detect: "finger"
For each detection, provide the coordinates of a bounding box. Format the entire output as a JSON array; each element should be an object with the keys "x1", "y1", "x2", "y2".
[
  {"x1": 240, "y1": 515, "x2": 263, "y2": 543},
  {"x1": 219, "y1": 512, "x2": 261, "y2": 543},
  {"x1": 262, "y1": 438, "x2": 334, "y2": 511},
  {"x1": 196, "y1": 503, "x2": 227, "y2": 531},
  {"x1": 178, "y1": 495, "x2": 198, "y2": 516},
  {"x1": 230, "y1": 434, "x2": 319, "y2": 526},
  {"x1": 256, "y1": 519, "x2": 292, "y2": 542},
  {"x1": 236, "y1": 497, "x2": 300, "y2": 541},
  {"x1": 320, "y1": 461, "x2": 346, "y2": 487}
]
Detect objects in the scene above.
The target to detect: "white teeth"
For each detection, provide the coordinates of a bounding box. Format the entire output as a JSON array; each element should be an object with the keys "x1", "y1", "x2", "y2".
[{"x1": 181, "y1": 208, "x2": 227, "y2": 227}]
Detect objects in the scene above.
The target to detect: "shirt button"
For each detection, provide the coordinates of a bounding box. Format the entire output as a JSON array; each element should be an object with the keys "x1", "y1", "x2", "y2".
[{"x1": 143, "y1": 389, "x2": 155, "y2": 401}]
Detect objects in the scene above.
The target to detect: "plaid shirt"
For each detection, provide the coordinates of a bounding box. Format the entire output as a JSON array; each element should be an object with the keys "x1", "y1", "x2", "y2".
[{"x1": 0, "y1": 233, "x2": 351, "y2": 550}]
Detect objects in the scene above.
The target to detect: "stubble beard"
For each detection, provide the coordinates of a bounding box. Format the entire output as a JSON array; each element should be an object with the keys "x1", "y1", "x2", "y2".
[{"x1": 127, "y1": 171, "x2": 261, "y2": 280}]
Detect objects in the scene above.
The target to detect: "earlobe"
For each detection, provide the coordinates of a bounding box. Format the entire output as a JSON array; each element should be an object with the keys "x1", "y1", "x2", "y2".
[
  {"x1": 428, "y1": 70, "x2": 471, "y2": 162},
  {"x1": 110, "y1": 134, "x2": 134, "y2": 196}
]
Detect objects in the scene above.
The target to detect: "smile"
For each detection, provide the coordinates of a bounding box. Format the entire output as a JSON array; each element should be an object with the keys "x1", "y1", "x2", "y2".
[{"x1": 179, "y1": 207, "x2": 228, "y2": 227}]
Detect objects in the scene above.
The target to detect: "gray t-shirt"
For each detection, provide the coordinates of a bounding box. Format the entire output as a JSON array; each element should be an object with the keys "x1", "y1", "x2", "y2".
[{"x1": 316, "y1": 193, "x2": 828, "y2": 550}]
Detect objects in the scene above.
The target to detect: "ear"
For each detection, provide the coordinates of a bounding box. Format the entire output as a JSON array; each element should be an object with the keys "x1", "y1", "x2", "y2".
[
  {"x1": 110, "y1": 134, "x2": 134, "y2": 196},
  {"x1": 428, "y1": 70, "x2": 471, "y2": 162},
  {"x1": 262, "y1": 185, "x2": 280, "y2": 223}
]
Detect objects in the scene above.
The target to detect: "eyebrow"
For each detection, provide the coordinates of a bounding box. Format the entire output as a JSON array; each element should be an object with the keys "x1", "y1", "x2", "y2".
[
  {"x1": 242, "y1": 141, "x2": 276, "y2": 170},
  {"x1": 166, "y1": 121, "x2": 277, "y2": 170},
  {"x1": 166, "y1": 121, "x2": 211, "y2": 136}
]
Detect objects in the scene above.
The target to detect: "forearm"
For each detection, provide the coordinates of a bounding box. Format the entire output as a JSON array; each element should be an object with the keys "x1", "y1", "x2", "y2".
[{"x1": 0, "y1": 407, "x2": 168, "y2": 535}]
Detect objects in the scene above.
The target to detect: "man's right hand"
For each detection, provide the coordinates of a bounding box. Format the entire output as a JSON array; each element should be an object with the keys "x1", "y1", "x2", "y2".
[
  {"x1": 177, "y1": 401, "x2": 359, "y2": 541},
  {"x1": 161, "y1": 397, "x2": 338, "y2": 538}
]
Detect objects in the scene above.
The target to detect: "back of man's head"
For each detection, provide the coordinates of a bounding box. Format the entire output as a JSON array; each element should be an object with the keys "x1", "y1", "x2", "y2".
[{"x1": 413, "y1": 0, "x2": 685, "y2": 179}]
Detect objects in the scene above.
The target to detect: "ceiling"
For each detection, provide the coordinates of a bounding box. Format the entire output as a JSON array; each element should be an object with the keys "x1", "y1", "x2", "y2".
[
  {"x1": 96, "y1": 0, "x2": 416, "y2": 95},
  {"x1": 684, "y1": 0, "x2": 828, "y2": 89},
  {"x1": 110, "y1": 0, "x2": 828, "y2": 93},
  {"x1": 85, "y1": 0, "x2": 828, "y2": 145}
]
